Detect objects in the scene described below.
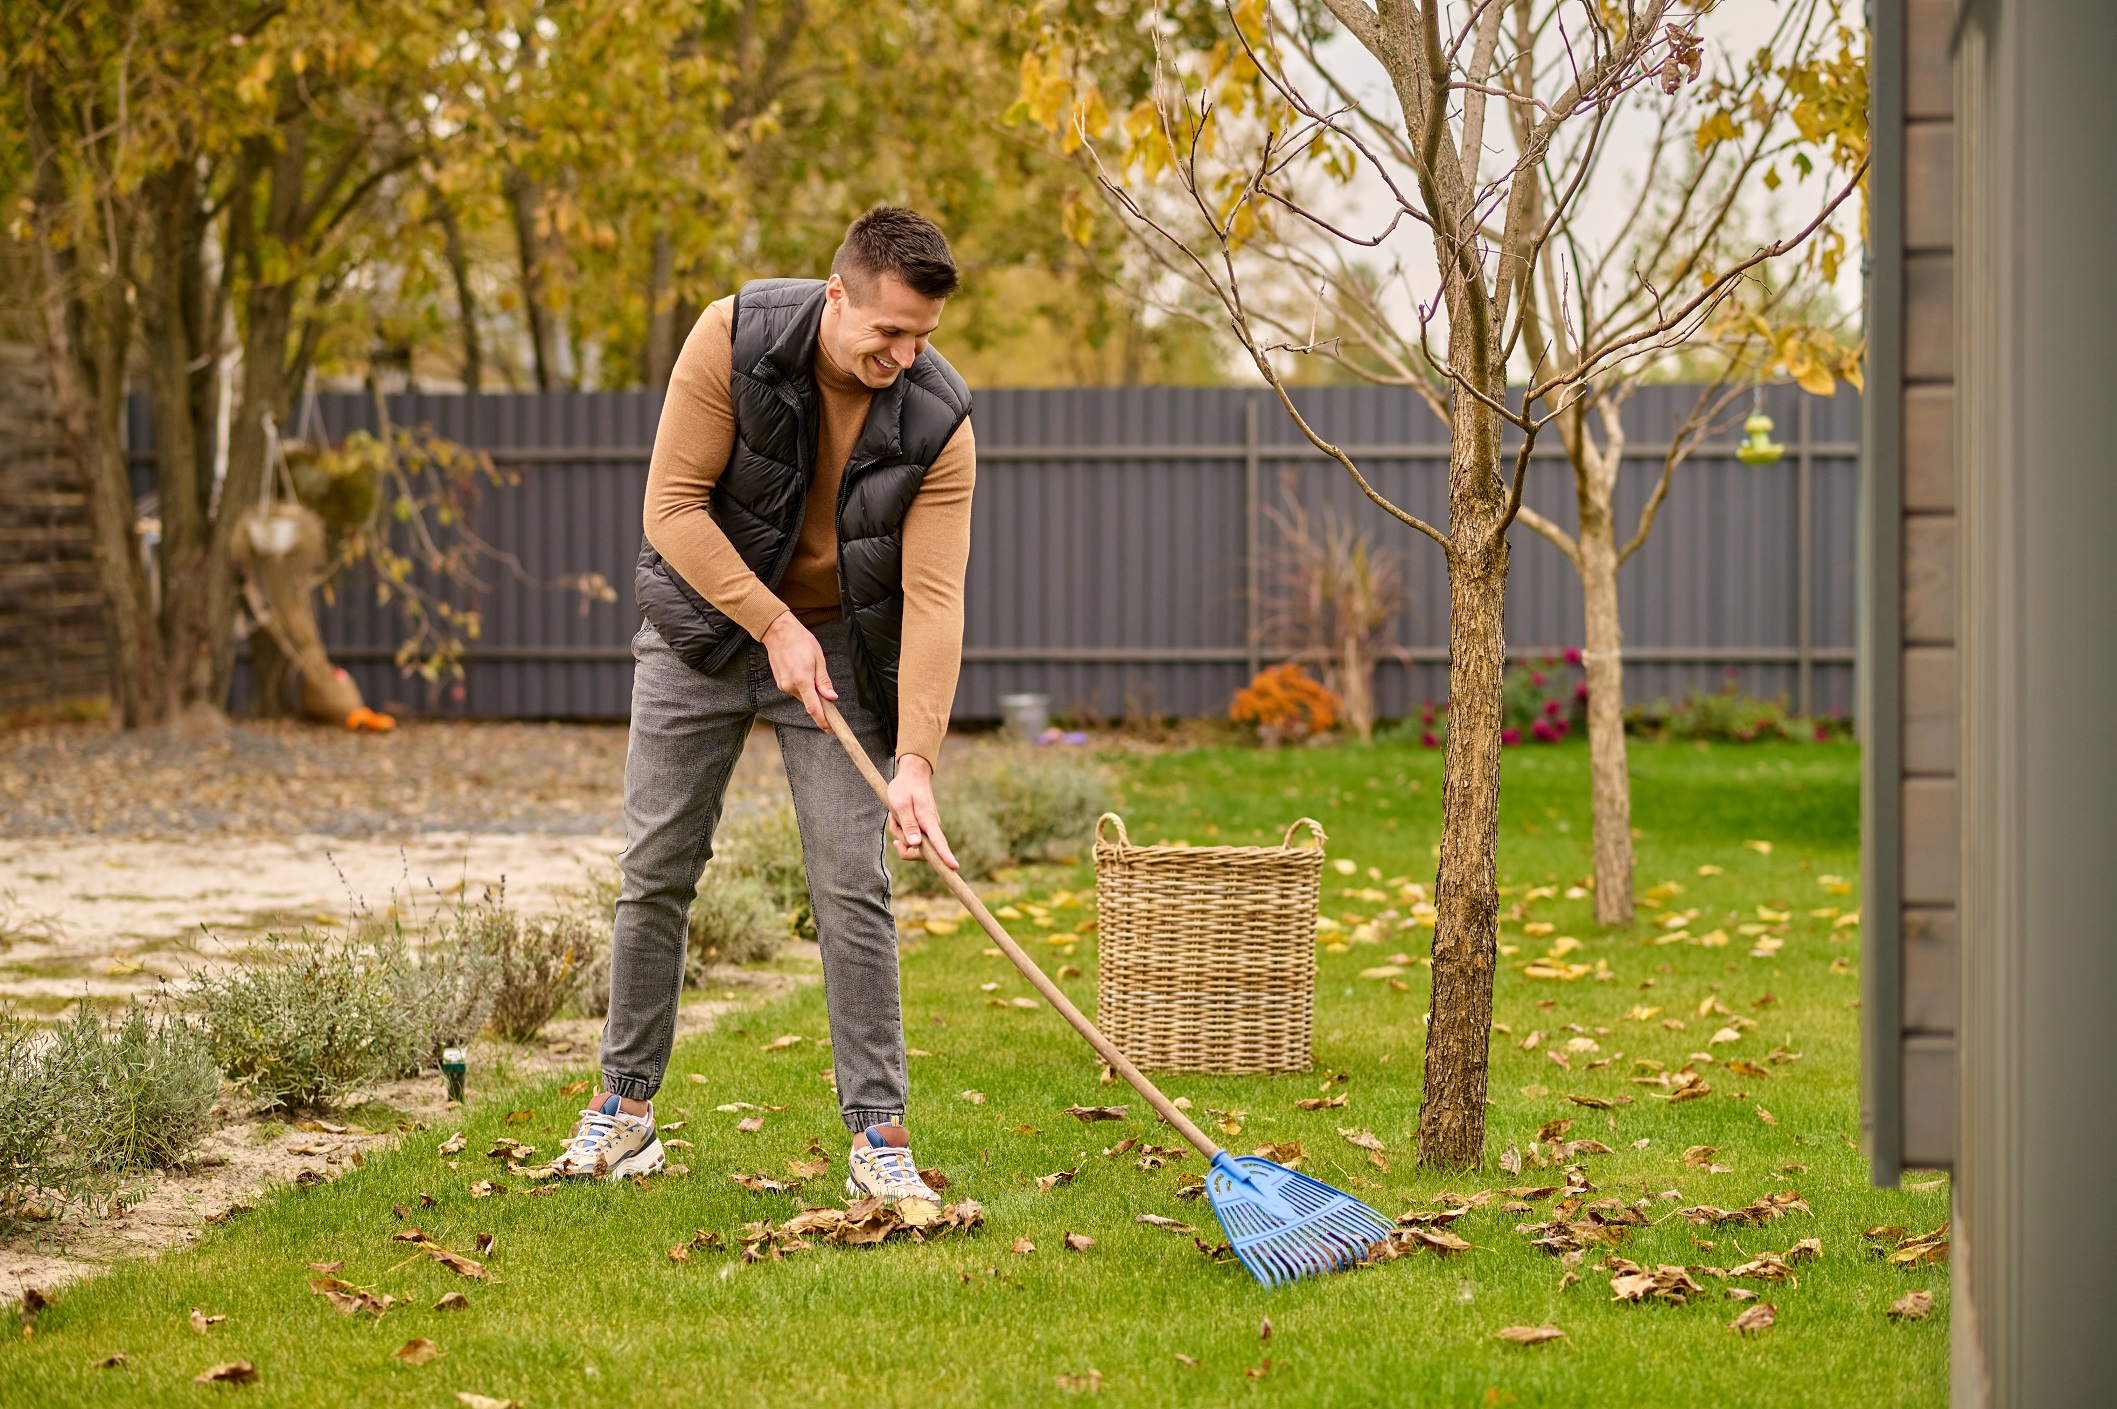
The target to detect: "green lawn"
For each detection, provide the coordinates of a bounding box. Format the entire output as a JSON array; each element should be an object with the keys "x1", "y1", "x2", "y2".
[{"x1": 6, "y1": 736, "x2": 1949, "y2": 1408}]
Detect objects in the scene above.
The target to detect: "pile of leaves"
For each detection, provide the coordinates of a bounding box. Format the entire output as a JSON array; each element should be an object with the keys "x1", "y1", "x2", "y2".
[{"x1": 706, "y1": 1196, "x2": 986, "y2": 1263}]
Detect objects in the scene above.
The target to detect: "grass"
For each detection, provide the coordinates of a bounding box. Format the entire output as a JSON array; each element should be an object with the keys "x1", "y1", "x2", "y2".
[{"x1": 3, "y1": 736, "x2": 1947, "y2": 1407}]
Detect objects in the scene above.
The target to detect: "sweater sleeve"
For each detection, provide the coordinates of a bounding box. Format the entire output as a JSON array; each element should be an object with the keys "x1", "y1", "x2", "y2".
[
  {"x1": 893, "y1": 417, "x2": 976, "y2": 769},
  {"x1": 641, "y1": 297, "x2": 792, "y2": 641}
]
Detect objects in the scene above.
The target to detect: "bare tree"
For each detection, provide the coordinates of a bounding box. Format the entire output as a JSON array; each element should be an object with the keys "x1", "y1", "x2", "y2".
[{"x1": 1035, "y1": 0, "x2": 1863, "y2": 1165}]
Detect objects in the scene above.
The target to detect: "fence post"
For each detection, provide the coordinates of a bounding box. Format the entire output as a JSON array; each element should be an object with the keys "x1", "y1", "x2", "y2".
[
  {"x1": 1797, "y1": 393, "x2": 1814, "y2": 719},
  {"x1": 1244, "y1": 393, "x2": 1261, "y2": 683}
]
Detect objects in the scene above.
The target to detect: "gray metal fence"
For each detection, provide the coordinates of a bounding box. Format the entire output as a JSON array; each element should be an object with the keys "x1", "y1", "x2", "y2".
[{"x1": 129, "y1": 382, "x2": 1857, "y2": 722}]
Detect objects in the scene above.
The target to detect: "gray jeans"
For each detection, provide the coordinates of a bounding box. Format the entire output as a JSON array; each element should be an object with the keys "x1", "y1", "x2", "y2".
[{"x1": 601, "y1": 617, "x2": 905, "y2": 1131}]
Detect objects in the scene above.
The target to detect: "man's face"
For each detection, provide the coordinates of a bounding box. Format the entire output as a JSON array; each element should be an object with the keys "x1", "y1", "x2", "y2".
[{"x1": 821, "y1": 271, "x2": 946, "y2": 388}]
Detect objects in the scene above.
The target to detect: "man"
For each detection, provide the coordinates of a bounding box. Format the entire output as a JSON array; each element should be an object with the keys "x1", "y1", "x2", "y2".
[{"x1": 552, "y1": 208, "x2": 974, "y2": 1218}]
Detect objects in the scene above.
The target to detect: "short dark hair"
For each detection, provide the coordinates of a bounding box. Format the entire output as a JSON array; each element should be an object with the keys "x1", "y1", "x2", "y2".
[{"x1": 831, "y1": 206, "x2": 960, "y2": 302}]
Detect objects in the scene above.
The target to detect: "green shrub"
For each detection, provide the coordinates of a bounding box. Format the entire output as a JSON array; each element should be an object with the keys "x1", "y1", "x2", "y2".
[
  {"x1": 943, "y1": 748, "x2": 1109, "y2": 863},
  {"x1": 688, "y1": 867, "x2": 790, "y2": 972},
  {"x1": 187, "y1": 930, "x2": 427, "y2": 1112},
  {"x1": 361, "y1": 912, "x2": 498, "y2": 1070},
  {"x1": 564, "y1": 866, "x2": 622, "y2": 1016},
  {"x1": 1627, "y1": 680, "x2": 1809, "y2": 743},
  {"x1": 43, "y1": 1002, "x2": 219, "y2": 1171},
  {"x1": 0, "y1": 1007, "x2": 67, "y2": 1226},
  {"x1": 716, "y1": 805, "x2": 811, "y2": 913},
  {"x1": 443, "y1": 893, "x2": 601, "y2": 1043}
]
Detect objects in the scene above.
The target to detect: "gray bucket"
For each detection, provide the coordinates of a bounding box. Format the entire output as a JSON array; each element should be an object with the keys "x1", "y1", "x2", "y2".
[{"x1": 999, "y1": 692, "x2": 1050, "y2": 741}]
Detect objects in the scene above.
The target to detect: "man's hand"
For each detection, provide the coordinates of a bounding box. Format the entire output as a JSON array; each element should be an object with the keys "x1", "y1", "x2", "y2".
[
  {"x1": 887, "y1": 753, "x2": 958, "y2": 870},
  {"x1": 763, "y1": 612, "x2": 836, "y2": 728}
]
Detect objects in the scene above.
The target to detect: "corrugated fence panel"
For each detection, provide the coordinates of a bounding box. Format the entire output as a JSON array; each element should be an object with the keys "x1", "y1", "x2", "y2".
[{"x1": 131, "y1": 383, "x2": 1858, "y2": 722}]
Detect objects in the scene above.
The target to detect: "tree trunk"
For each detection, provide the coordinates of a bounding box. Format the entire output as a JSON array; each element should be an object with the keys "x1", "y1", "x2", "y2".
[
  {"x1": 141, "y1": 162, "x2": 224, "y2": 720},
  {"x1": 644, "y1": 225, "x2": 679, "y2": 388},
  {"x1": 435, "y1": 192, "x2": 482, "y2": 395},
  {"x1": 505, "y1": 166, "x2": 562, "y2": 391},
  {"x1": 1576, "y1": 500, "x2": 1635, "y2": 926},
  {"x1": 1340, "y1": 631, "x2": 1373, "y2": 741},
  {"x1": 1419, "y1": 392, "x2": 1510, "y2": 1169}
]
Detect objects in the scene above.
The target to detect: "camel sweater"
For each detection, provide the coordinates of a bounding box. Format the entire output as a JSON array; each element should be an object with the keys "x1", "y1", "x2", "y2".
[{"x1": 641, "y1": 296, "x2": 975, "y2": 767}]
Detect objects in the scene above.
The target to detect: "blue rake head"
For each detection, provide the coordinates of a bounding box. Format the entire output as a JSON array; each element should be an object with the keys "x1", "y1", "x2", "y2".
[{"x1": 1204, "y1": 1151, "x2": 1396, "y2": 1288}]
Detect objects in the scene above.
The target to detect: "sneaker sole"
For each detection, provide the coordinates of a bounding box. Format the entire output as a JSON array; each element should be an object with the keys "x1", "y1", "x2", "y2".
[
  {"x1": 845, "y1": 1173, "x2": 939, "y2": 1206},
  {"x1": 552, "y1": 1137, "x2": 664, "y2": 1183}
]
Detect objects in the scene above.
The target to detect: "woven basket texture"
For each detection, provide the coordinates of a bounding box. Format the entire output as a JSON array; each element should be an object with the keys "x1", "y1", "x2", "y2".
[{"x1": 1092, "y1": 813, "x2": 1324, "y2": 1074}]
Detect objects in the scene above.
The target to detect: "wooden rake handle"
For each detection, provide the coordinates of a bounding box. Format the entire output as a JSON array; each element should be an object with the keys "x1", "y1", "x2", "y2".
[{"x1": 820, "y1": 702, "x2": 1224, "y2": 1160}]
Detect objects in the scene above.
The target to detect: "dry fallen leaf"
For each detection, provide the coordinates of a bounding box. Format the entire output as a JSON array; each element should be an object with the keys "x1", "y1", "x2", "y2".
[
  {"x1": 1037, "y1": 1169, "x2": 1078, "y2": 1193},
  {"x1": 455, "y1": 1395, "x2": 521, "y2": 1409},
  {"x1": 1173, "y1": 1354, "x2": 1198, "y2": 1368},
  {"x1": 1889, "y1": 1290, "x2": 1935, "y2": 1320},
  {"x1": 1010, "y1": 1237, "x2": 1036, "y2": 1255},
  {"x1": 188, "y1": 1308, "x2": 225, "y2": 1334},
  {"x1": 786, "y1": 1157, "x2": 829, "y2": 1180},
  {"x1": 1065, "y1": 1105, "x2": 1129, "y2": 1122},
  {"x1": 1135, "y1": 1214, "x2": 1198, "y2": 1234},
  {"x1": 1294, "y1": 1095, "x2": 1348, "y2": 1110},
  {"x1": 474, "y1": 1232, "x2": 496, "y2": 1256},
  {"x1": 1727, "y1": 1302, "x2": 1778, "y2": 1333},
  {"x1": 735, "y1": 1117, "x2": 765, "y2": 1134},
  {"x1": 396, "y1": 1337, "x2": 441, "y2": 1366},
  {"x1": 94, "y1": 1353, "x2": 127, "y2": 1369},
  {"x1": 307, "y1": 1260, "x2": 343, "y2": 1274},
  {"x1": 919, "y1": 1168, "x2": 952, "y2": 1192},
  {"x1": 731, "y1": 1172, "x2": 793, "y2": 1194},
  {"x1": 561, "y1": 1078, "x2": 593, "y2": 1097},
  {"x1": 434, "y1": 1292, "x2": 470, "y2": 1311},
  {"x1": 1492, "y1": 1325, "x2": 1566, "y2": 1346},
  {"x1": 1054, "y1": 1368, "x2": 1103, "y2": 1395},
  {"x1": 503, "y1": 1110, "x2": 533, "y2": 1126},
  {"x1": 957, "y1": 1090, "x2": 987, "y2": 1105},
  {"x1": 437, "y1": 1132, "x2": 467, "y2": 1156},
  {"x1": 1063, "y1": 1232, "x2": 1096, "y2": 1251},
  {"x1": 762, "y1": 1035, "x2": 805, "y2": 1051},
  {"x1": 194, "y1": 1362, "x2": 258, "y2": 1385},
  {"x1": 427, "y1": 1248, "x2": 489, "y2": 1280}
]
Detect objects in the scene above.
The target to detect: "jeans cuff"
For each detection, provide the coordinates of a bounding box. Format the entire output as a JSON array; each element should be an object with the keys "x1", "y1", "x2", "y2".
[
  {"x1": 602, "y1": 1072, "x2": 655, "y2": 1103},
  {"x1": 841, "y1": 1107, "x2": 905, "y2": 1133}
]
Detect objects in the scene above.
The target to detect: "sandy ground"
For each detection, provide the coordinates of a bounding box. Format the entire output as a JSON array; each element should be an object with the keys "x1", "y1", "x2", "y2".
[{"x1": 0, "y1": 716, "x2": 821, "y2": 1302}]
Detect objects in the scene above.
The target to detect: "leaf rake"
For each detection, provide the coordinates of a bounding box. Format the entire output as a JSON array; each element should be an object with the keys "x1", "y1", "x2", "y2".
[{"x1": 823, "y1": 704, "x2": 1393, "y2": 1289}]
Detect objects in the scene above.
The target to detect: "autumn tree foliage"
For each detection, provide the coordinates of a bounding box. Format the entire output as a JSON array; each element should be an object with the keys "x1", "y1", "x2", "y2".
[
  {"x1": 1, "y1": 0, "x2": 1172, "y2": 727},
  {"x1": 1019, "y1": 0, "x2": 1864, "y2": 1166}
]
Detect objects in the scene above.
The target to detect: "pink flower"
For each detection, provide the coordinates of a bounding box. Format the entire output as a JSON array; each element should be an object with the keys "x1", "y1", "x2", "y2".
[
  {"x1": 1813, "y1": 724, "x2": 1829, "y2": 742},
  {"x1": 1564, "y1": 646, "x2": 1583, "y2": 666},
  {"x1": 1502, "y1": 727, "x2": 1522, "y2": 746},
  {"x1": 1575, "y1": 681, "x2": 1589, "y2": 699},
  {"x1": 1544, "y1": 699, "x2": 1561, "y2": 717},
  {"x1": 1530, "y1": 671, "x2": 1546, "y2": 687},
  {"x1": 1421, "y1": 730, "x2": 1440, "y2": 748}
]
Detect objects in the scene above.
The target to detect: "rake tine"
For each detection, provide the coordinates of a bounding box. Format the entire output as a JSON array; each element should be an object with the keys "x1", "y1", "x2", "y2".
[{"x1": 819, "y1": 702, "x2": 1397, "y2": 1290}]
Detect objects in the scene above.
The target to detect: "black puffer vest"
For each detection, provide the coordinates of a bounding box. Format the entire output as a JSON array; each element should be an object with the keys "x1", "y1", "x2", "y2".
[{"x1": 634, "y1": 277, "x2": 972, "y2": 751}]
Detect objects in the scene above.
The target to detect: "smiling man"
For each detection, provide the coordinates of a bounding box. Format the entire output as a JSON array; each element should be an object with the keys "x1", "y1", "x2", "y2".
[{"x1": 553, "y1": 208, "x2": 973, "y2": 1219}]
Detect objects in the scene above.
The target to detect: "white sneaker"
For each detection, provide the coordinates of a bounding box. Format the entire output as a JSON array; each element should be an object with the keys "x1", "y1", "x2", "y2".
[
  {"x1": 552, "y1": 1095, "x2": 665, "y2": 1181},
  {"x1": 845, "y1": 1125, "x2": 940, "y2": 1224}
]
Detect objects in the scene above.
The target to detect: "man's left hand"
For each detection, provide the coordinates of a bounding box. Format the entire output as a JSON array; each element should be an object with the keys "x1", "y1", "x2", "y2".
[{"x1": 886, "y1": 754, "x2": 958, "y2": 870}]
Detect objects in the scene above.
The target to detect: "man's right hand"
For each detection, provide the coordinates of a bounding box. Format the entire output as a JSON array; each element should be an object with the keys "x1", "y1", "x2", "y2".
[{"x1": 763, "y1": 611, "x2": 837, "y2": 728}]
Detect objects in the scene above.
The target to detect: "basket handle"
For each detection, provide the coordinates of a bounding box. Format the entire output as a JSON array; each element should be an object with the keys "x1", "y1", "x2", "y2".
[
  {"x1": 1094, "y1": 812, "x2": 1131, "y2": 849},
  {"x1": 1280, "y1": 817, "x2": 1328, "y2": 851}
]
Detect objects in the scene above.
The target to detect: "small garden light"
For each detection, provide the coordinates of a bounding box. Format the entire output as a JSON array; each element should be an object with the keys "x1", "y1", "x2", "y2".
[{"x1": 442, "y1": 1047, "x2": 468, "y2": 1104}]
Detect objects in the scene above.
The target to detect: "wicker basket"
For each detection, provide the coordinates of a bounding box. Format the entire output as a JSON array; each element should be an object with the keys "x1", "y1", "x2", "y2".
[{"x1": 1092, "y1": 813, "x2": 1325, "y2": 1074}]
